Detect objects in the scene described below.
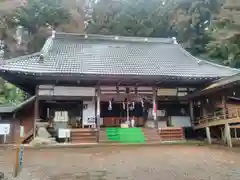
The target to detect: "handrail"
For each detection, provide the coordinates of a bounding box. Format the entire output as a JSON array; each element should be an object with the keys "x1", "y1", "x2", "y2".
[
  {"x1": 194, "y1": 107, "x2": 240, "y2": 125},
  {"x1": 21, "y1": 129, "x2": 34, "y2": 144}
]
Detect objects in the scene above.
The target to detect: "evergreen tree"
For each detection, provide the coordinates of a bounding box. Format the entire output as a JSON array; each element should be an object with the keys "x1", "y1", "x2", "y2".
[
  {"x1": 206, "y1": 0, "x2": 240, "y2": 68},
  {"x1": 87, "y1": 0, "x2": 176, "y2": 37}
]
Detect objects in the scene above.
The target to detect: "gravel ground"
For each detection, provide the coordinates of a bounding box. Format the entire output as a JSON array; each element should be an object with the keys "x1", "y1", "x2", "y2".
[{"x1": 1, "y1": 145, "x2": 240, "y2": 180}]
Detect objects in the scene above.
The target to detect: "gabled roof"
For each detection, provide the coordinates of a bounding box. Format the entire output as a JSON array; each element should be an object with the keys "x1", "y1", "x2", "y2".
[
  {"x1": 0, "y1": 32, "x2": 239, "y2": 79},
  {"x1": 187, "y1": 73, "x2": 240, "y2": 98}
]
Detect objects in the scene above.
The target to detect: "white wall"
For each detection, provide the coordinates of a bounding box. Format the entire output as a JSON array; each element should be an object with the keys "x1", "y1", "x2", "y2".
[
  {"x1": 170, "y1": 116, "x2": 191, "y2": 127},
  {"x1": 82, "y1": 101, "x2": 96, "y2": 126}
]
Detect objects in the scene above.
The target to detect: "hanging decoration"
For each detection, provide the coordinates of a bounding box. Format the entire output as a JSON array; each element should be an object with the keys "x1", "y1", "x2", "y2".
[
  {"x1": 141, "y1": 99, "x2": 144, "y2": 108},
  {"x1": 129, "y1": 101, "x2": 135, "y2": 111},
  {"x1": 122, "y1": 102, "x2": 125, "y2": 110},
  {"x1": 180, "y1": 108, "x2": 186, "y2": 115},
  {"x1": 108, "y1": 100, "x2": 112, "y2": 111},
  {"x1": 152, "y1": 101, "x2": 157, "y2": 119}
]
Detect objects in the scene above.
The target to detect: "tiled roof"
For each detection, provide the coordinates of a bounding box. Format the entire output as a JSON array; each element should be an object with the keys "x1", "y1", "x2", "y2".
[
  {"x1": 0, "y1": 96, "x2": 35, "y2": 113},
  {"x1": 187, "y1": 73, "x2": 240, "y2": 98},
  {"x1": 0, "y1": 32, "x2": 239, "y2": 78}
]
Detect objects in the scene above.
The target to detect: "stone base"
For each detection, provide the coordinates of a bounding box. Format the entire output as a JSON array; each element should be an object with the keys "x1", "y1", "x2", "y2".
[
  {"x1": 30, "y1": 137, "x2": 57, "y2": 146},
  {"x1": 145, "y1": 120, "x2": 156, "y2": 128},
  {"x1": 37, "y1": 127, "x2": 51, "y2": 139},
  {"x1": 145, "y1": 120, "x2": 167, "y2": 128}
]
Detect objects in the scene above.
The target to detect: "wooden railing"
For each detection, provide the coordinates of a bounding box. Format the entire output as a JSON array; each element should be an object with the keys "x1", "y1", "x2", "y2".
[{"x1": 193, "y1": 108, "x2": 240, "y2": 126}]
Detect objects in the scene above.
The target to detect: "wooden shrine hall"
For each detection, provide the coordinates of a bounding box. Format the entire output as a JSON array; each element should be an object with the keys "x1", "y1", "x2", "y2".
[{"x1": 0, "y1": 31, "x2": 239, "y2": 145}]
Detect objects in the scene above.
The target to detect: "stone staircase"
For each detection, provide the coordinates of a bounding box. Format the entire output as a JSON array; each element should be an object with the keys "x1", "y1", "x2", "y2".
[
  {"x1": 99, "y1": 129, "x2": 111, "y2": 143},
  {"x1": 158, "y1": 127, "x2": 185, "y2": 141},
  {"x1": 141, "y1": 128, "x2": 160, "y2": 142},
  {"x1": 71, "y1": 129, "x2": 97, "y2": 143}
]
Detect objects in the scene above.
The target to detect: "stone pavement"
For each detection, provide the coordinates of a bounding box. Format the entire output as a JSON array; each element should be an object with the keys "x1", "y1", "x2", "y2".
[{"x1": 1, "y1": 145, "x2": 240, "y2": 180}]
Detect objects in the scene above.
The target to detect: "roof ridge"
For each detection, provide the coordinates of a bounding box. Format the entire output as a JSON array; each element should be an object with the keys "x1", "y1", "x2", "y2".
[
  {"x1": 54, "y1": 32, "x2": 175, "y2": 44},
  {"x1": 179, "y1": 45, "x2": 240, "y2": 73},
  {"x1": 1, "y1": 52, "x2": 40, "y2": 66}
]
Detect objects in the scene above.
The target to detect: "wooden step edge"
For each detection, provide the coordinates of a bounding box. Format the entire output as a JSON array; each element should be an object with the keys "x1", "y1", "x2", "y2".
[
  {"x1": 71, "y1": 138, "x2": 97, "y2": 140},
  {"x1": 160, "y1": 136, "x2": 184, "y2": 139},
  {"x1": 159, "y1": 132, "x2": 184, "y2": 134}
]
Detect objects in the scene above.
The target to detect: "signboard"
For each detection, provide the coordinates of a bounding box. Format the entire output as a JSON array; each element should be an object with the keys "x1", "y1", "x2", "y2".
[
  {"x1": 0, "y1": 124, "x2": 10, "y2": 135},
  {"x1": 58, "y1": 128, "x2": 70, "y2": 138},
  {"x1": 157, "y1": 88, "x2": 177, "y2": 96},
  {"x1": 18, "y1": 144, "x2": 24, "y2": 170},
  {"x1": 20, "y1": 126, "x2": 24, "y2": 137},
  {"x1": 38, "y1": 85, "x2": 95, "y2": 96}
]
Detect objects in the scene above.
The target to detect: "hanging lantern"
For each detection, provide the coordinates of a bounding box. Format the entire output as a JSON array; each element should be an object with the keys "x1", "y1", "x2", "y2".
[{"x1": 108, "y1": 100, "x2": 112, "y2": 111}]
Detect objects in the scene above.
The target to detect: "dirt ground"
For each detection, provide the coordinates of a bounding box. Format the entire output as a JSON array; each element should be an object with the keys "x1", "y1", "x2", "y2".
[{"x1": 1, "y1": 145, "x2": 240, "y2": 180}]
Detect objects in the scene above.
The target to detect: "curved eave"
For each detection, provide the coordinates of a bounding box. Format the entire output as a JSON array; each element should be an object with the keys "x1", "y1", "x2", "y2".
[
  {"x1": 0, "y1": 69, "x2": 221, "y2": 94},
  {"x1": 0, "y1": 68, "x2": 222, "y2": 81}
]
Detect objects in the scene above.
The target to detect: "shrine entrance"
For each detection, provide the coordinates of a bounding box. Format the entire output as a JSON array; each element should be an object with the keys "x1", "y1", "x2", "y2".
[{"x1": 98, "y1": 87, "x2": 154, "y2": 128}]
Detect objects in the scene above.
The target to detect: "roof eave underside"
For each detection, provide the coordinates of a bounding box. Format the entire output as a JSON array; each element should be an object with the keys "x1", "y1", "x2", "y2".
[{"x1": 0, "y1": 69, "x2": 223, "y2": 81}]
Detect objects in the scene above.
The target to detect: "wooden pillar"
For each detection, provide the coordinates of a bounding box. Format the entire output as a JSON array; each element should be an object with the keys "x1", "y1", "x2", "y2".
[
  {"x1": 205, "y1": 127, "x2": 212, "y2": 144},
  {"x1": 222, "y1": 95, "x2": 227, "y2": 119},
  {"x1": 225, "y1": 123, "x2": 232, "y2": 148},
  {"x1": 189, "y1": 100, "x2": 194, "y2": 125},
  {"x1": 96, "y1": 88, "x2": 101, "y2": 142},
  {"x1": 234, "y1": 128, "x2": 237, "y2": 139},
  {"x1": 33, "y1": 86, "x2": 39, "y2": 139},
  {"x1": 220, "y1": 127, "x2": 226, "y2": 143},
  {"x1": 152, "y1": 87, "x2": 157, "y2": 128}
]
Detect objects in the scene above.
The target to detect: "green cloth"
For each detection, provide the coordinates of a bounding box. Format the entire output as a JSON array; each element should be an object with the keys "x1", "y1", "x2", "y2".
[{"x1": 106, "y1": 128, "x2": 145, "y2": 144}]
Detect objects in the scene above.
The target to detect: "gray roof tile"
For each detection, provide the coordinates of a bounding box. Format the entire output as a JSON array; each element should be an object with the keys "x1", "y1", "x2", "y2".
[{"x1": 0, "y1": 33, "x2": 239, "y2": 78}]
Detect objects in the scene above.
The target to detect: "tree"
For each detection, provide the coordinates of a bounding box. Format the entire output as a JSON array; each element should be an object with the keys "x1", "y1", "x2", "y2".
[
  {"x1": 87, "y1": 0, "x2": 177, "y2": 37},
  {"x1": 0, "y1": 0, "x2": 71, "y2": 57},
  {"x1": 10, "y1": 0, "x2": 70, "y2": 34},
  {"x1": 172, "y1": 0, "x2": 222, "y2": 54},
  {"x1": 206, "y1": 0, "x2": 240, "y2": 68},
  {"x1": 0, "y1": 78, "x2": 24, "y2": 105},
  {"x1": 86, "y1": 0, "x2": 222, "y2": 54}
]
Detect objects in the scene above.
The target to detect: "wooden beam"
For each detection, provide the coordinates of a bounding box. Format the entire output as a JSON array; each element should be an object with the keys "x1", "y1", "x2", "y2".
[
  {"x1": 230, "y1": 125, "x2": 240, "y2": 129},
  {"x1": 152, "y1": 87, "x2": 157, "y2": 128},
  {"x1": 222, "y1": 95, "x2": 227, "y2": 119},
  {"x1": 193, "y1": 117, "x2": 240, "y2": 129},
  {"x1": 189, "y1": 101, "x2": 194, "y2": 125},
  {"x1": 33, "y1": 85, "x2": 39, "y2": 139},
  {"x1": 205, "y1": 127, "x2": 212, "y2": 144},
  {"x1": 96, "y1": 87, "x2": 100, "y2": 142},
  {"x1": 225, "y1": 123, "x2": 232, "y2": 148}
]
